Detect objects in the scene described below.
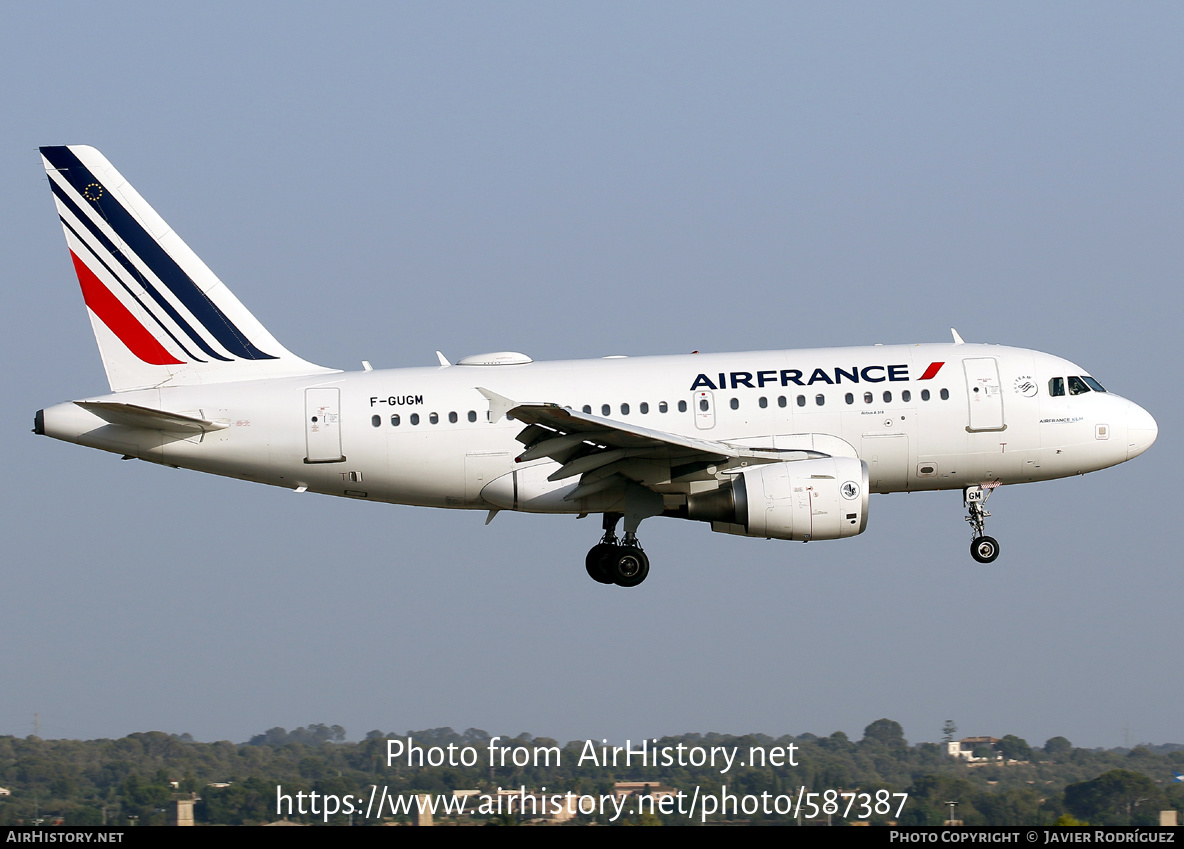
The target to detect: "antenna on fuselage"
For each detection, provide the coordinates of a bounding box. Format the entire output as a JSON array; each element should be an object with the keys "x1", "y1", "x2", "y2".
[{"x1": 950, "y1": 328, "x2": 966, "y2": 345}]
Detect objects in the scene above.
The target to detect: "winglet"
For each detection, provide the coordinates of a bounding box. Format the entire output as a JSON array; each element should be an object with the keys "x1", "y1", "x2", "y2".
[
  {"x1": 476, "y1": 387, "x2": 517, "y2": 423},
  {"x1": 951, "y1": 328, "x2": 965, "y2": 345}
]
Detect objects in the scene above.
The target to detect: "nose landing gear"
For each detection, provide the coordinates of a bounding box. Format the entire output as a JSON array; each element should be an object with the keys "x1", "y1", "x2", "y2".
[
  {"x1": 965, "y1": 484, "x2": 1001, "y2": 564},
  {"x1": 585, "y1": 512, "x2": 650, "y2": 587}
]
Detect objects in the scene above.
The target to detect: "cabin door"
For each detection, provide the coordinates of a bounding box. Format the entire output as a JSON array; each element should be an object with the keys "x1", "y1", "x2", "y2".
[
  {"x1": 962, "y1": 358, "x2": 1005, "y2": 432},
  {"x1": 305, "y1": 387, "x2": 345, "y2": 463}
]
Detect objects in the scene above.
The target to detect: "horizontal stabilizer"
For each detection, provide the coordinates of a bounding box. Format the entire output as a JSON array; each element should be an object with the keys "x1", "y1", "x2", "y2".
[{"x1": 75, "y1": 401, "x2": 228, "y2": 434}]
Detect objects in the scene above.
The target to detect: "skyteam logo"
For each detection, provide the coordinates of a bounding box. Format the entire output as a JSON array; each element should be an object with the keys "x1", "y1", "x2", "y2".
[{"x1": 1013, "y1": 375, "x2": 1038, "y2": 397}]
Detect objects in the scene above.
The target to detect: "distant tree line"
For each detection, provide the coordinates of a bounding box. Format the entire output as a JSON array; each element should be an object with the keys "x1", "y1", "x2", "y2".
[{"x1": 0, "y1": 721, "x2": 1179, "y2": 825}]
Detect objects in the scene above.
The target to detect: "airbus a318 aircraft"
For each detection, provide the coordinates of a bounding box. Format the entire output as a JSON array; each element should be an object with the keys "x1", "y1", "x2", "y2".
[{"x1": 34, "y1": 146, "x2": 1158, "y2": 587}]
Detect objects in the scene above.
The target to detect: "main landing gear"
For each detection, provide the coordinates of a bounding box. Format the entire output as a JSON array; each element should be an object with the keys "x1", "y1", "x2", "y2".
[
  {"x1": 964, "y1": 485, "x2": 1000, "y2": 564},
  {"x1": 585, "y1": 512, "x2": 650, "y2": 587}
]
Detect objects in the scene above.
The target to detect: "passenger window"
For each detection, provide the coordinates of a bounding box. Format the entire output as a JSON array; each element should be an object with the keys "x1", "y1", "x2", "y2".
[
  {"x1": 1049, "y1": 377, "x2": 1065, "y2": 397},
  {"x1": 940, "y1": 388, "x2": 949, "y2": 400},
  {"x1": 796, "y1": 395, "x2": 806, "y2": 407},
  {"x1": 371, "y1": 415, "x2": 380, "y2": 427},
  {"x1": 468, "y1": 411, "x2": 477, "y2": 422},
  {"x1": 778, "y1": 396, "x2": 787, "y2": 408},
  {"x1": 1068, "y1": 376, "x2": 1091, "y2": 396},
  {"x1": 902, "y1": 390, "x2": 911, "y2": 402},
  {"x1": 864, "y1": 391, "x2": 873, "y2": 404},
  {"x1": 621, "y1": 403, "x2": 630, "y2": 415},
  {"x1": 759, "y1": 396, "x2": 768, "y2": 409},
  {"x1": 449, "y1": 411, "x2": 458, "y2": 423},
  {"x1": 659, "y1": 401, "x2": 669, "y2": 413},
  {"x1": 640, "y1": 402, "x2": 649, "y2": 414},
  {"x1": 391, "y1": 414, "x2": 400, "y2": 426},
  {"x1": 601, "y1": 404, "x2": 610, "y2": 416},
  {"x1": 429, "y1": 412, "x2": 439, "y2": 424},
  {"x1": 729, "y1": 398, "x2": 739, "y2": 410},
  {"x1": 883, "y1": 391, "x2": 892, "y2": 403},
  {"x1": 582, "y1": 405, "x2": 591, "y2": 414},
  {"x1": 410, "y1": 413, "x2": 420, "y2": 425},
  {"x1": 700, "y1": 399, "x2": 709, "y2": 412},
  {"x1": 678, "y1": 400, "x2": 688, "y2": 413},
  {"x1": 921, "y1": 389, "x2": 930, "y2": 401},
  {"x1": 815, "y1": 394, "x2": 825, "y2": 406}
]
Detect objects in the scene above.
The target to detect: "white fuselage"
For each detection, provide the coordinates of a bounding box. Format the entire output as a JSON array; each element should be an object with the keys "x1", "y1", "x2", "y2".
[
  {"x1": 32, "y1": 146, "x2": 1159, "y2": 575},
  {"x1": 39, "y1": 341, "x2": 1157, "y2": 521}
]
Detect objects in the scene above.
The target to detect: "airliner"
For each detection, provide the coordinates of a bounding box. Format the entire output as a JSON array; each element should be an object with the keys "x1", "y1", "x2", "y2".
[{"x1": 33, "y1": 146, "x2": 1158, "y2": 587}]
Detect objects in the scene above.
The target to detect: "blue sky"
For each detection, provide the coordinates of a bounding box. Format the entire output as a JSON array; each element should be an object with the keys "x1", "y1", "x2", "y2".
[{"x1": 2, "y1": 2, "x2": 1180, "y2": 749}]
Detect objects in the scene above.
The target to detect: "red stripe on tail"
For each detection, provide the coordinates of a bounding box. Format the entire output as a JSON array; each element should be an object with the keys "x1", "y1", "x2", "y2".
[{"x1": 70, "y1": 251, "x2": 183, "y2": 366}]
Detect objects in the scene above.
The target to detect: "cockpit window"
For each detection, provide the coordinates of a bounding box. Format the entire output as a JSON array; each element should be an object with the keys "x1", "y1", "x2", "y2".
[
  {"x1": 1067, "y1": 376, "x2": 1091, "y2": 396},
  {"x1": 1049, "y1": 377, "x2": 1065, "y2": 397},
  {"x1": 1081, "y1": 376, "x2": 1106, "y2": 393}
]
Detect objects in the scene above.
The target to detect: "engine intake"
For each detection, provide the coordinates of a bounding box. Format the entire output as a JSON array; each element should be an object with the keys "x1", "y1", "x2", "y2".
[{"x1": 687, "y1": 457, "x2": 869, "y2": 541}]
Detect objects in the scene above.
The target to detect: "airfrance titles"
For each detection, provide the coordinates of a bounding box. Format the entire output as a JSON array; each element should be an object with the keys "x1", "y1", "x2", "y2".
[{"x1": 690, "y1": 365, "x2": 912, "y2": 391}]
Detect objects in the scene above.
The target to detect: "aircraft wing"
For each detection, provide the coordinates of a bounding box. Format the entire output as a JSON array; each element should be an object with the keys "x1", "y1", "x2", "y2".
[{"x1": 501, "y1": 399, "x2": 823, "y2": 499}]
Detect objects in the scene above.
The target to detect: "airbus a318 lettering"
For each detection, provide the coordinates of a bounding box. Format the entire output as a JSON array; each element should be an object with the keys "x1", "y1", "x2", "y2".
[{"x1": 34, "y1": 146, "x2": 1158, "y2": 587}]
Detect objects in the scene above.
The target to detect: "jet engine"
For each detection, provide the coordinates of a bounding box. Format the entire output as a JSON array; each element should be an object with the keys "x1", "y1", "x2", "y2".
[{"x1": 687, "y1": 457, "x2": 869, "y2": 541}]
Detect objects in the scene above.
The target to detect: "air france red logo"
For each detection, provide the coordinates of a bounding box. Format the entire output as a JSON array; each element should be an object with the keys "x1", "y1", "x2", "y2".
[{"x1": 918, "y1": 361, "x2": 945, "y2": 380}]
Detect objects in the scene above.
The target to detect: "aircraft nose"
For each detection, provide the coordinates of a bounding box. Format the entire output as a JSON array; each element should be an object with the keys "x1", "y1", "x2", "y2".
[{"x1": 1126, "y1": 401, "x2": 1157, "y2": 460}]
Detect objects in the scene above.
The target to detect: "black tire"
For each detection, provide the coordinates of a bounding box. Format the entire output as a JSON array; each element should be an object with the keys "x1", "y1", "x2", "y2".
[
  {"x1": 611, "y1": 546, "x2": 650, "y2": 587},
  {"x1": 585, "y1": 543, "x2": 616, "y2": 584},
  {"x1": 971, "y1": 535, "x2": 1000, "y2": 564}
]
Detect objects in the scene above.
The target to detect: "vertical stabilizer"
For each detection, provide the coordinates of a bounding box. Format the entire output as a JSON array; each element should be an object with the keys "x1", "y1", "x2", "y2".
[{"x1": 41, "y1": 145, "x2": 337, "y2": 391}]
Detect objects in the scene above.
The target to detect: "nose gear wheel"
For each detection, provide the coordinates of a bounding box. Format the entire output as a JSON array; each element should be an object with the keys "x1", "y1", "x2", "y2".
[{"x1": 964, "y1": 485, "x2": 1001, "y2": 564}]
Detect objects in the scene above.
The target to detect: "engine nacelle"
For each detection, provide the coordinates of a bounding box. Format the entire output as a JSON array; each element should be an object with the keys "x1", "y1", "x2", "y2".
[{"x1": 687, "y1": 457, "x2": 869, "y2": 541}]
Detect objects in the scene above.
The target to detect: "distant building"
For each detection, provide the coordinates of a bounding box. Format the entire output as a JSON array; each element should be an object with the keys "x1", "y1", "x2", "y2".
[
  {"x1": 169, "y1": 794, "x2": 197, "y2": 827},
  {"x1": 493, "y1": 788, "x2": 578, "y2": 823},
  {"x1": 413, "y1": 794, "x2": 433, "y2": 827},
  {"x1": 947, "y1": 737, "x2": 1000, "y2": 762},
  {"x1": 614, "y1": 781, "x2": 678, "y2": 804}
]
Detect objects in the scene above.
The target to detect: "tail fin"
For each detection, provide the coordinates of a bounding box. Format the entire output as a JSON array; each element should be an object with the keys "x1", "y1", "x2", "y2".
[{"x1": 40, "y1": 145, "x2": 336, "y2": 392}]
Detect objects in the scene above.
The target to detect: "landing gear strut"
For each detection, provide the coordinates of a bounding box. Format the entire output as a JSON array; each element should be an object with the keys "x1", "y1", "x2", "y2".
[
  {"x1": 964, "y1": 485, "x2": 1000, "y2": 564},
  {"x1": 585, "y1": 512, "x2": 650, "y2": 587}
]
